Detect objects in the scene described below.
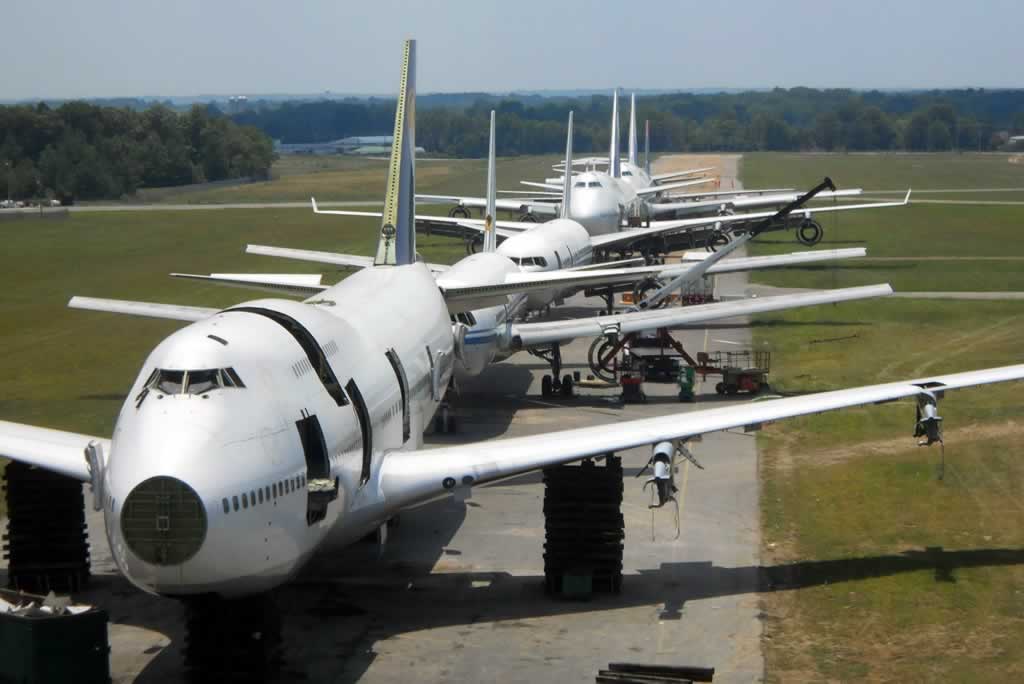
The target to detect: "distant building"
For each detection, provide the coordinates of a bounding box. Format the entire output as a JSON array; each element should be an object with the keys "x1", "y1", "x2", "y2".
[{"x1": 227, "y1": 96, "x2": 250, "y2": 114}]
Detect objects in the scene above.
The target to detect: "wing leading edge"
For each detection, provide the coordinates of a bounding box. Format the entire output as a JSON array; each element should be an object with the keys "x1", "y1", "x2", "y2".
[{"x1": 380, "y1": 364, "x2": 1024, "y2": 512}]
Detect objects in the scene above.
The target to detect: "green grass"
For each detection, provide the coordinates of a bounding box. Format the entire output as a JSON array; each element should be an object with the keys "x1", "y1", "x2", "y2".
[
  {"x1": 140, "y1": 154, "x2": 562, "y2": 204},
  {"x1": 748, "y1": 154, "x2": 1024, "y2": 682},
  {"x1": 0, "y1": 209, "x2": 465, "y2": 439},
  {"x1": 742, "y1": 152, "x2": 1024, "y2": 192}
]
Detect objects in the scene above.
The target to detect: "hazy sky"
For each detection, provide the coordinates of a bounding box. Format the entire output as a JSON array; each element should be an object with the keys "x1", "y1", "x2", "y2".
[{"x1": 3, "y1": 0, "x2": 1021, "y2": 100}]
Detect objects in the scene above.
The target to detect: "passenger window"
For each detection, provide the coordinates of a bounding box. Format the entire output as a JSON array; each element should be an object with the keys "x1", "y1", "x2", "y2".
[
  {"x1": 272, "y1": 484, "x2": 277, "y2": 498},
  {"x1": 233, "y1": 496, "x2": 239, "y2": 512},
  {"x1": 250, "y1": 490, "x2": 256, "y2": 505},
  {"x1": 242, "y1": 493, "x2": 248, "y2": 508},
  {"x1": 258, "y1": 489, "x2": 264, "y2": 504},
  {"x1": 222, "y1": 498, "x2": 229, "y2": 514}
]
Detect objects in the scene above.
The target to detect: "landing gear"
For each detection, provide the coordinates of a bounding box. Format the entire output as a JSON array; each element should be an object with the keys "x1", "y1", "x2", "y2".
[
  {"x1": 464, "y1": 235, "x2": 482, "y2": 255},
  {"x1": 448, "y1": 205, "x2": 471, "y2": 219},
  {"x1": 632, "y1": 277, "x2": 669, "y2": 309},
  {"x1": 183, "y1": 594, "x2": 283, "y2": 681},
  {"x1": 2, "y1": 461, "x2": 91, "y2": 593},
  {"x1": 704, "y1": 230, "x2": 731, "y2": 252},
  {"x1": 796, "y1": 219, "x2": 823, "y2": 246},
  {"x1": 433, "y1": 401, "x2": 458, "y2": 434},
  {"x1": 519, "y1": 212, "x2": 539, "y2": 223},
  {"x1": 532, "y1": 344, "x2": 574, "y2": 398}
]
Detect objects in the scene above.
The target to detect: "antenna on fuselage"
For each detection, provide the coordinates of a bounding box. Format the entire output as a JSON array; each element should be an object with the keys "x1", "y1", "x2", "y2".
[
  {"x1": 374, "y1": 39, "x2": 417, "y2": 267},
  {"x1": 628, "y1": 92, "x2": 638, "y2": 168},
  {"x1": 560, "y1": 111, "x2": 574, "y2": 220},
  {"x1": 608, "y1": 88, "x2": 621, "y2": 179},
  {"x1": 483, "y1": 110, "x2": 498, "y2": 253}
]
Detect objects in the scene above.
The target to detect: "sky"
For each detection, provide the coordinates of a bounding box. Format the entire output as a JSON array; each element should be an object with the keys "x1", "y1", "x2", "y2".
[{"x1": 3, "y1": 0, "x2": 1022, "y2": 100}]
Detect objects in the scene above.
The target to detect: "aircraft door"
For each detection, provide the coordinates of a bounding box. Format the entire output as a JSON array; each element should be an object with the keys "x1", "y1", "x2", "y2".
[
  {"x1": 345, "y1": 379, "x2": 373, "y2": 485},
  {"x1": 385, "y1": 349, "x2": 411, "y2": 443}
]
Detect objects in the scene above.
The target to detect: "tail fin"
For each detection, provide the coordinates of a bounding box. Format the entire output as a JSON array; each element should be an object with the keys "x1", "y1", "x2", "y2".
[
  {"x1": 628, "y1": 93, "x2": 638, "y2": 167},
  {"x1": 608, "y1": 89, "x2": 620, "y2": 178},
  {"x1": 560, "y1": 111, "x2": 574, "y2": 220},
  {"x1": 644, "y1": 119, "x2": 651, "y2": 176},
  {"x1": 374, "y1": 39, "x2": 417, "y2": 267},
  {"x1": 482, "y1": 110, "x2": 498, "y2": 253}
]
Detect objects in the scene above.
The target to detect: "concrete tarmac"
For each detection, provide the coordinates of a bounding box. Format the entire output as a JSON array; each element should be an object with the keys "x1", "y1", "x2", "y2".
[{"x1": 1, "y1": 156, "x2": 768, "y2": 682}]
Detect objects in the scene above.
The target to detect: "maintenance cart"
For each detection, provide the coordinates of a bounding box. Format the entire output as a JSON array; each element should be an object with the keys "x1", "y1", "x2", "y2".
[{"x1": 697, "y1": 350, "x2": 772, "y2": 395}]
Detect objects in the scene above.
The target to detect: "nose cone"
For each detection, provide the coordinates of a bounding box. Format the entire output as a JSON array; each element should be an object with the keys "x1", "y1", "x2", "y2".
[{"x1": 121, "y1": 476, "x2": 207, "y2": 566}]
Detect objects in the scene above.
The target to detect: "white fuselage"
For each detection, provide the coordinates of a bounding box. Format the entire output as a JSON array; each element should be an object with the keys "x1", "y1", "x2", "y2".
[
  {"x1": 544, "y1": 170, "x2": 644, "y2": 236},
  {"x1": 102, "y1": 263, "x2": 455, "y2": 597}
]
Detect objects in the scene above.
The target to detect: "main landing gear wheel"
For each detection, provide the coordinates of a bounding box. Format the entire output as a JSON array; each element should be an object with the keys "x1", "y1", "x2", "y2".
[
  {"x1": 797, "y1": 220, "x2": 823, "y2": 246},
  {"x1": 542, "y1": 374, "x2": 553, "y2": 397},
  {"x1": 465, "y1": 235, "x2": 482, "y2": 255},
  {"x1": 448, "y1": 206, "x2": 470, "y2": 219},
  {"x1": 561, "y1": 375, "x2": 574, "y2": 398},
  {"x1": 588, "y1": 338, "x2": 619, "y2": 384},
  {"x1": 705, "y1": 231, "x2": 731, "y2": 252}
]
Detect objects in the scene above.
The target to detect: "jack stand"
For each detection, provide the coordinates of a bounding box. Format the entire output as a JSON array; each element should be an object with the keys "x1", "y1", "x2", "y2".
[
  {"x1": 2, "y1": 461, "x2": 91, "y2": 593},
  {"x1": 542, "y1": 456, "x2": 624, "y2": 596}
]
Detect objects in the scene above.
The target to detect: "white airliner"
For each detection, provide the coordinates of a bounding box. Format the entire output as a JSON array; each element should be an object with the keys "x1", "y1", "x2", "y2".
[
  {"x1": 405, "y1": 90, "x2": 910, "y2": 248},
  {"x1": 3, "y1": 41, "x2": 1022, "y2": 603},
  {"x1": 221, "y1": 110, "x2": 887, "y2": 394}
]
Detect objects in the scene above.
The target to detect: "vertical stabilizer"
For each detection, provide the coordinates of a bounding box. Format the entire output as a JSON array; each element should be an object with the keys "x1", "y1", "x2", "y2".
[
  {"x1": 374, "y1": 39, "x2": 417, "y2": 266},
  {"x1": 644, "y1": 119, "x2": 651, "y2": 176},
  {"x1": 482, "y1": 110, "x2": 498, "y2": 253},
  {"x1": 560, "y1": 111, "x2": 574, "y2": 220},
  {"x1": 608, "y1": 89, "x2": 621, "y2": 178},
  {"x1": 628, "y1": 93, "x2": 638, "y2": 167}
]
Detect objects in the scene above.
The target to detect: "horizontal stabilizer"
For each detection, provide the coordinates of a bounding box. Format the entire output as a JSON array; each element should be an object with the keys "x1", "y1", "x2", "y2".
[
  {"x1": 69, "y1": 296, "x2": 216, "y2": 322},
  {"x1": 171, "y1": 273, "x2": 327, "y2": 297}
]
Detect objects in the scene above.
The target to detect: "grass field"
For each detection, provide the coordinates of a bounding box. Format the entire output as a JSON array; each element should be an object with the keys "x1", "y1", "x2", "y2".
[
  {"x1": 138, "y1": 154, "x2": 561, "y2": 204},
  {"x1": 747, "y1": 154, "x2": 1024, "y2": 681},
  {"x1": 744, "y1": 153, "x2": 1024, "y2": 292}
]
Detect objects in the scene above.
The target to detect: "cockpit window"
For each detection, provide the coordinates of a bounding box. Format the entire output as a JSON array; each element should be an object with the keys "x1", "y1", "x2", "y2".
[
  {"x1": 451, "y1": 312, "x2": 477, "y2": 326},
  {"x1": 150, "y1": 368, "x2": 245, "y2": 396},
  {"x1": 156, "y1": 370, "x2": 185, "y2": 394},
  {"x1": 588, "y1": 181, "x2": 601, "y2": 188},
  {"x1": 574, "y1": 181, "x2": 586, "y2": 188},
  {"x1": 622, "y1": 171, "x2": 632, "y2": 176}
]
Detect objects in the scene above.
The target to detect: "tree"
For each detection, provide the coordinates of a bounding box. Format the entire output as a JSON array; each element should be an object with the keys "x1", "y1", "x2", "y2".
[
  {"x1": 927, "y1": 120, "x2": 952, "y2": 151},
  {"x1": 814, "y1": 112, "x2": 841, "y2": 150},
  {"x1": 905, "y1": 112, "x2": 930, "y2": 151}
]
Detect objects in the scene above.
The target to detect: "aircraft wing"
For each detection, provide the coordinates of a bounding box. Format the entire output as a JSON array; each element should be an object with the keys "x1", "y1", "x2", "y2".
[
  {"x1": 650, "y1": 167, "x2": 716, "y2": 183},
  {"x1": 69, "y1": 296, "x2": 217, "y2": 322},
  {"x1": 0, "y1": 421, "x2": 107, "y2": 481},
  {"x1": 246, "y1": 245, "x2": 450, "y2": 273},
  {"x1": 508, "y1": 283, "x2": 892, "y2": 347},
  {"x1": 635, "y1": 178, "x2": 716, "y2": 197},
  {"x1": 170, "y1": 273, "x2": 328, "y2": 297},
  {"x1": 648, "y1": 189, "x2": 864, "y2": 218},
  {"x1": 697, "y1": 248, "x2": 868, "y2": 274},
  {"x1": 416, "y1": 194, "x2": 559, "y2": 216},
  {"x1": 379, "y1": 363, "x2": 1024, "y2": 511},
  {"x1": 592, "y1": 191, "x2": 912, "y2": 251},
  {"x1": 310, "y1": 199, "x2": 535, "y2": 236}
]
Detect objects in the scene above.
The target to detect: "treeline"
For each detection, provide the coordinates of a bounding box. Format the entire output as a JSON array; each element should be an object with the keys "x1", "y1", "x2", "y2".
[
  {"x1": 234, "y1": 88, "x2": 1024, "y2": 157},
  {"x1": 0, "y1": 103, "x2": 275, "y2": 200}
]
